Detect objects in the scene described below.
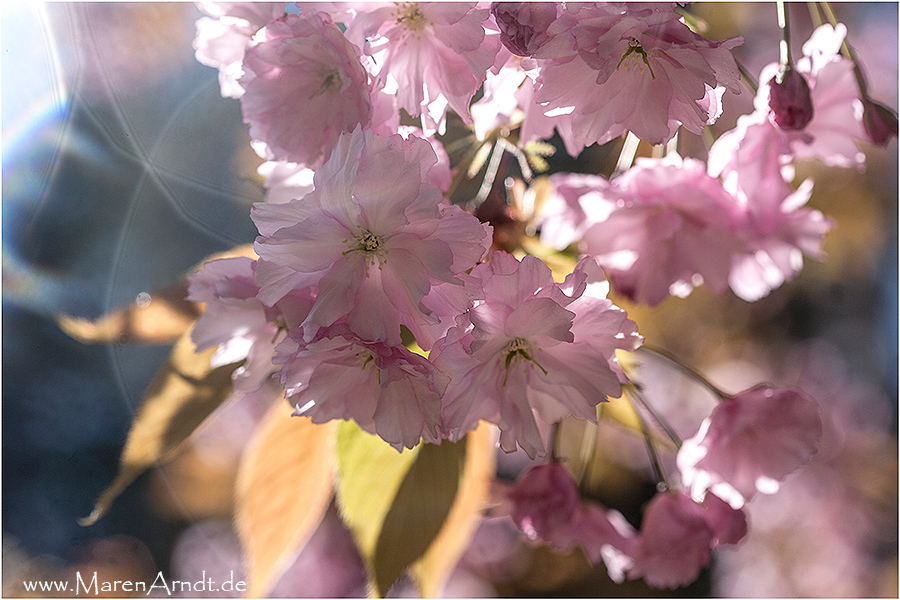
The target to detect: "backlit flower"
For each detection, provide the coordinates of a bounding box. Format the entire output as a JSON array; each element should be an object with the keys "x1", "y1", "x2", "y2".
[
  {"x1": 579, "y1": 155, "x2": 745, "y2": 306},
  {"x1": 188, "y1": 256, "x2": 314, "y2": 393},
  {"x1": 344, "y1": 3, "x2": 500, "y2": 134},
  {"x1": 677, "y1": 385, "x2": 823, "y2": 508},
  {"x1": 432, "y1": 252, "x2": 641, "y2": 457},
  {"x1": 253, "y1": 127, "x2": 491, "y2": 348},
  {"x1": 277, "y1": 325, "x2": 448, "y2": 450},
  {"x1": 239, "y1": 11, "x2": 372, "y2": 167},
  {"x1": 193, "y1": 2, "x2": 286, "y2": 98},
  {"x1": 532, "y1": 3, "x2": 742, "y2": 154}
]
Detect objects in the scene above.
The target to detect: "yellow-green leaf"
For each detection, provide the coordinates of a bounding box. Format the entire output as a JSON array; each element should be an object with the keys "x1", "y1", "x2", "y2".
[
  {"x1": 411, "y1": 422, "x2": 496, "y2": 597},
  {"x1": 78, "y1": 330, "x2": 239, "y2": 526},
  {"x1": 235, "y1": 403, "x2": 337, "y2": 597},
  {"x1": 335, "y1": 422, "x2": 468, "y2": 597}
]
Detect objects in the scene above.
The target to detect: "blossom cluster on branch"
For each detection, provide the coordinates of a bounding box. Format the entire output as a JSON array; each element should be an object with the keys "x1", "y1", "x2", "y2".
[{"x1": 184, "y1": 0, "x2": 895, "y2": 592}]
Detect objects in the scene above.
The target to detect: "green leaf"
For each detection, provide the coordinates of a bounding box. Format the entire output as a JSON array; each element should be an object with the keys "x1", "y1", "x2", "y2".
[
  {"x1": 78, "y1": 329, "x2": 239, "y2": 526},
  {"x1": 335, "y1": 422, "x2": 467, "y2": 597},
  {"x1": 411, "y1": 422, "x2": 496, "y2": 597}
]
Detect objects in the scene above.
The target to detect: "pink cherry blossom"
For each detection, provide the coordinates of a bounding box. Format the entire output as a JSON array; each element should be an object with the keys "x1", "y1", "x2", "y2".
[
  {"x1": 431, "y1": 252, "x2": 641, "y2": 457},
  {"x1": 470, "y1": 50, "x2": 556, "y2": 144},
  {"x1": 491, "y1": 2, "x2": 559, "y2": 58},
  {"x1": 343, "y1": 3, "x2": 500, "y2": 134},
  {"x1": 535, "y1": 172, "x2": 615, "y2": 251},
  {"x1": 277, "y1": 325, "x2": 448, "y2": 450},
  {"x1": 507, "y1": 461, "x2": 581, "y2": 550},
  {"x1": 256, "y1": 160, "x2": 315, "y2": 205},
  {"x1": 629, "y1": 491, "x2": 715, "y2": 589},
  {"x1": 531, "y1": 2, "x2": 742, "y2": 154},
  {"x1": 505, "y1": 461, "x2": 639, "y2": 578},
  {"x1": 193, "y1": 2, "x2": 286, "y2": 98},
  {"x1": 188, "y1": 256, "x2": 314, "y2": 393},
  {"x1": 677, "y1": 385, "x2": 823, "y2": 509},
  {"x1": 711, "y1": 23, "x2": 867, "y2": 179},
  {"x1": 253, "y1": 127, "x2": 491, "y2": 348},
  {"x1": 578, "y1": 155, "x2": 745, "y2": 306},
  {"x1": 239, "y1": 11, "x2": 372, "y2": 167}
]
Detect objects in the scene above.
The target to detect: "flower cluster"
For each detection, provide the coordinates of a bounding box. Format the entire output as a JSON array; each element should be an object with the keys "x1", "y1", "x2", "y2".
[{"x1": 187, "y1": 1, "x2": 893, "y2": 590}]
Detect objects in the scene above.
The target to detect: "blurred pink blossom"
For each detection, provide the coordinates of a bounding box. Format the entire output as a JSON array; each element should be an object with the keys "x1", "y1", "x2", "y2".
[
  {"x1": 767, "y1": 65, "x2": 815, "y2": 130},
  {"x1": 193, "y1": 2, "x2": 286, "y2": 98},
  {"x1": 491, "y1": 2, "x2": 559, "y2": 58},
  {"x1": 629, "y1": 491, "x2": 715, "y2": 589},
  {"x1": 579, "y1": 155, "x2": 745, "y2": 306},
  {"x1": 677, "y1": 385, "x2": 823, "y2": 509},
  {"x1": 188, "y1": 256, "x2": 314, "y2": 393},
  {"x1": 239, "y1": 11, "x2": 372, "y2": 167}
]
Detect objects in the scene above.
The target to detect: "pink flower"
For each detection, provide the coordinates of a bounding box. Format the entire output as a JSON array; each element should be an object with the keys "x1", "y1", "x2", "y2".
[
  {"x1": 239, "y1": 11, "x2": 372, "y2": 167},
  {"x1": 677, "y1": 385, "x2": 823, "y2": 508},
  {"x1": 343, "y1": 3, "x2": 500, "y2": 134},
  {"x1": 491, "y1": 2, "x2": 559, "y2": 57},
  {"x1": 505, "y1": 461, "x2": 639, "y2": 579},
  {"x1": 188, "y1": 256, "x2": 314, "y2": 393},
  {"x1": 470, "y1": 51, "x2": 556, "y2": 144},
  {"x1": 193, "y1": 2, "x2": 286, "y2": 98},
  {"x1": 531, "y1": 3, "x2": 741, "y2": 154},
  {"x1": 536, "y1": 172, "x2": 615, "y2": 251},
  {"x1": 712, "y1": 23, "x2": 866, "y2": 176},
  {"x1": 431, "y1": 252, "x2": 641, "y2": 457},
  {"x1": 629, "y1": 490, "x2": 746, "y2": 589},
  {"x1": 507, "y1": 462, "x2": 581, "y2": 550},
  {"x1": 578, "y1": 155, "x2": 745, "y2": 306},
  {"x1": 256, "y1": 160, "x2": 315, "y2": 205},
  {"x1": 253, "y1": 127, "x2": 491, "y2": 348},
  {"x1": 277, "y1": 325, "x2": 448, "y2": 450}
]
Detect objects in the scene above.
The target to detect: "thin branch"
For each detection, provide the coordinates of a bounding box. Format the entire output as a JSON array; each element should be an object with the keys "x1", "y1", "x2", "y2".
[{"x1": 639, "y1": 344, "x2": 733, "y2": 400}]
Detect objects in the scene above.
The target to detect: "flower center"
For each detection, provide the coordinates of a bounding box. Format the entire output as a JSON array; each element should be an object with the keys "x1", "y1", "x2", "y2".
[
  {"x1": 309, "y1": 68, "x2": 341, "y2": 99},
  {"x1": 343, "y1": 229, "x2": 387, "y2": 269},
  {"x1": 616, "y1": 38, "x2": 657, "y2": 80},
  {"x1": 502, "y1": 337, "x2": 548, "y2": 385},
  {"x1": 395, "y1": 2, "x2": 428, "y2": 33}
]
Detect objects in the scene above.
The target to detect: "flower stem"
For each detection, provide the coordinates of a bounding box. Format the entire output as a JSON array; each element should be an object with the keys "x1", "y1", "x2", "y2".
[
  {"x1": 639, "y1": 344, "x2": 733, "y2": 400},
  {"x1": 777, "y1": 0, "x2": 793, "y2": 68},
  {"x1": 807, "y1": 1, "x2": 824, "y2": 28},
  {"x1": 625, "y1": 383, "x2": 682, "y2": 449},
  {"x1": 613, "y1": 131, "x2": 642, "y2": 177},
  {"x1": 625, "y1": 387, "x2": 669, "y2": 490},
  {"x1": 736, "y1": 60, "x2": 759, "y2": 95}
]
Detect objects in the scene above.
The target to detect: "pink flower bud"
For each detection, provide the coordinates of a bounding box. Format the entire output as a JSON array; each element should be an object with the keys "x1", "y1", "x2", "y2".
[
  {"x1": 767, "y1": 65, "x2": 814, "y2": 130},
  {"x1": 507, "y1": 462, "x2": 580, "y2": 547},
  {"x1": 491, "y1": 2, "x2": 558, "y2": 57},
  {"x1": 862, "y1": 97, "x2": 899, "y2": 147}
]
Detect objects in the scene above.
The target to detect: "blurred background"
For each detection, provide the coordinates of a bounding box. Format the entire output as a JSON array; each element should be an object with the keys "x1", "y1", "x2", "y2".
[{"x1": 2, "y1": 2, "x2": 896, "y2": 597}]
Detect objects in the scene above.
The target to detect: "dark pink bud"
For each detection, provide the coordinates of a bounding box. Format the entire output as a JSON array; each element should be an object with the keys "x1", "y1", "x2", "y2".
[
  {"x1": 862, "y1": 97, "x2": 898, "y2": 146},
  {"x1": 491, "y1": 2, "x2": 558, "y2": 57},
  {"x1": 767, "y1": 65, "x2": 814, "y2": 130},
  {"x1": 507, "y1": 461, "x2": 580, "y2": 542}
]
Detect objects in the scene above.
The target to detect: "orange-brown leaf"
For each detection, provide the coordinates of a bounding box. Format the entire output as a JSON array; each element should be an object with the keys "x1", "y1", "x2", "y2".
[
  {"x1": 56, "y1": 244, "x2": 257, "y2": 345},
  {"x1": 78, "y1": 330, "x2": 239, "y2": 526},
  {"x1": 235, "y1": 404, "x2": 337, "y2": 597}
]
